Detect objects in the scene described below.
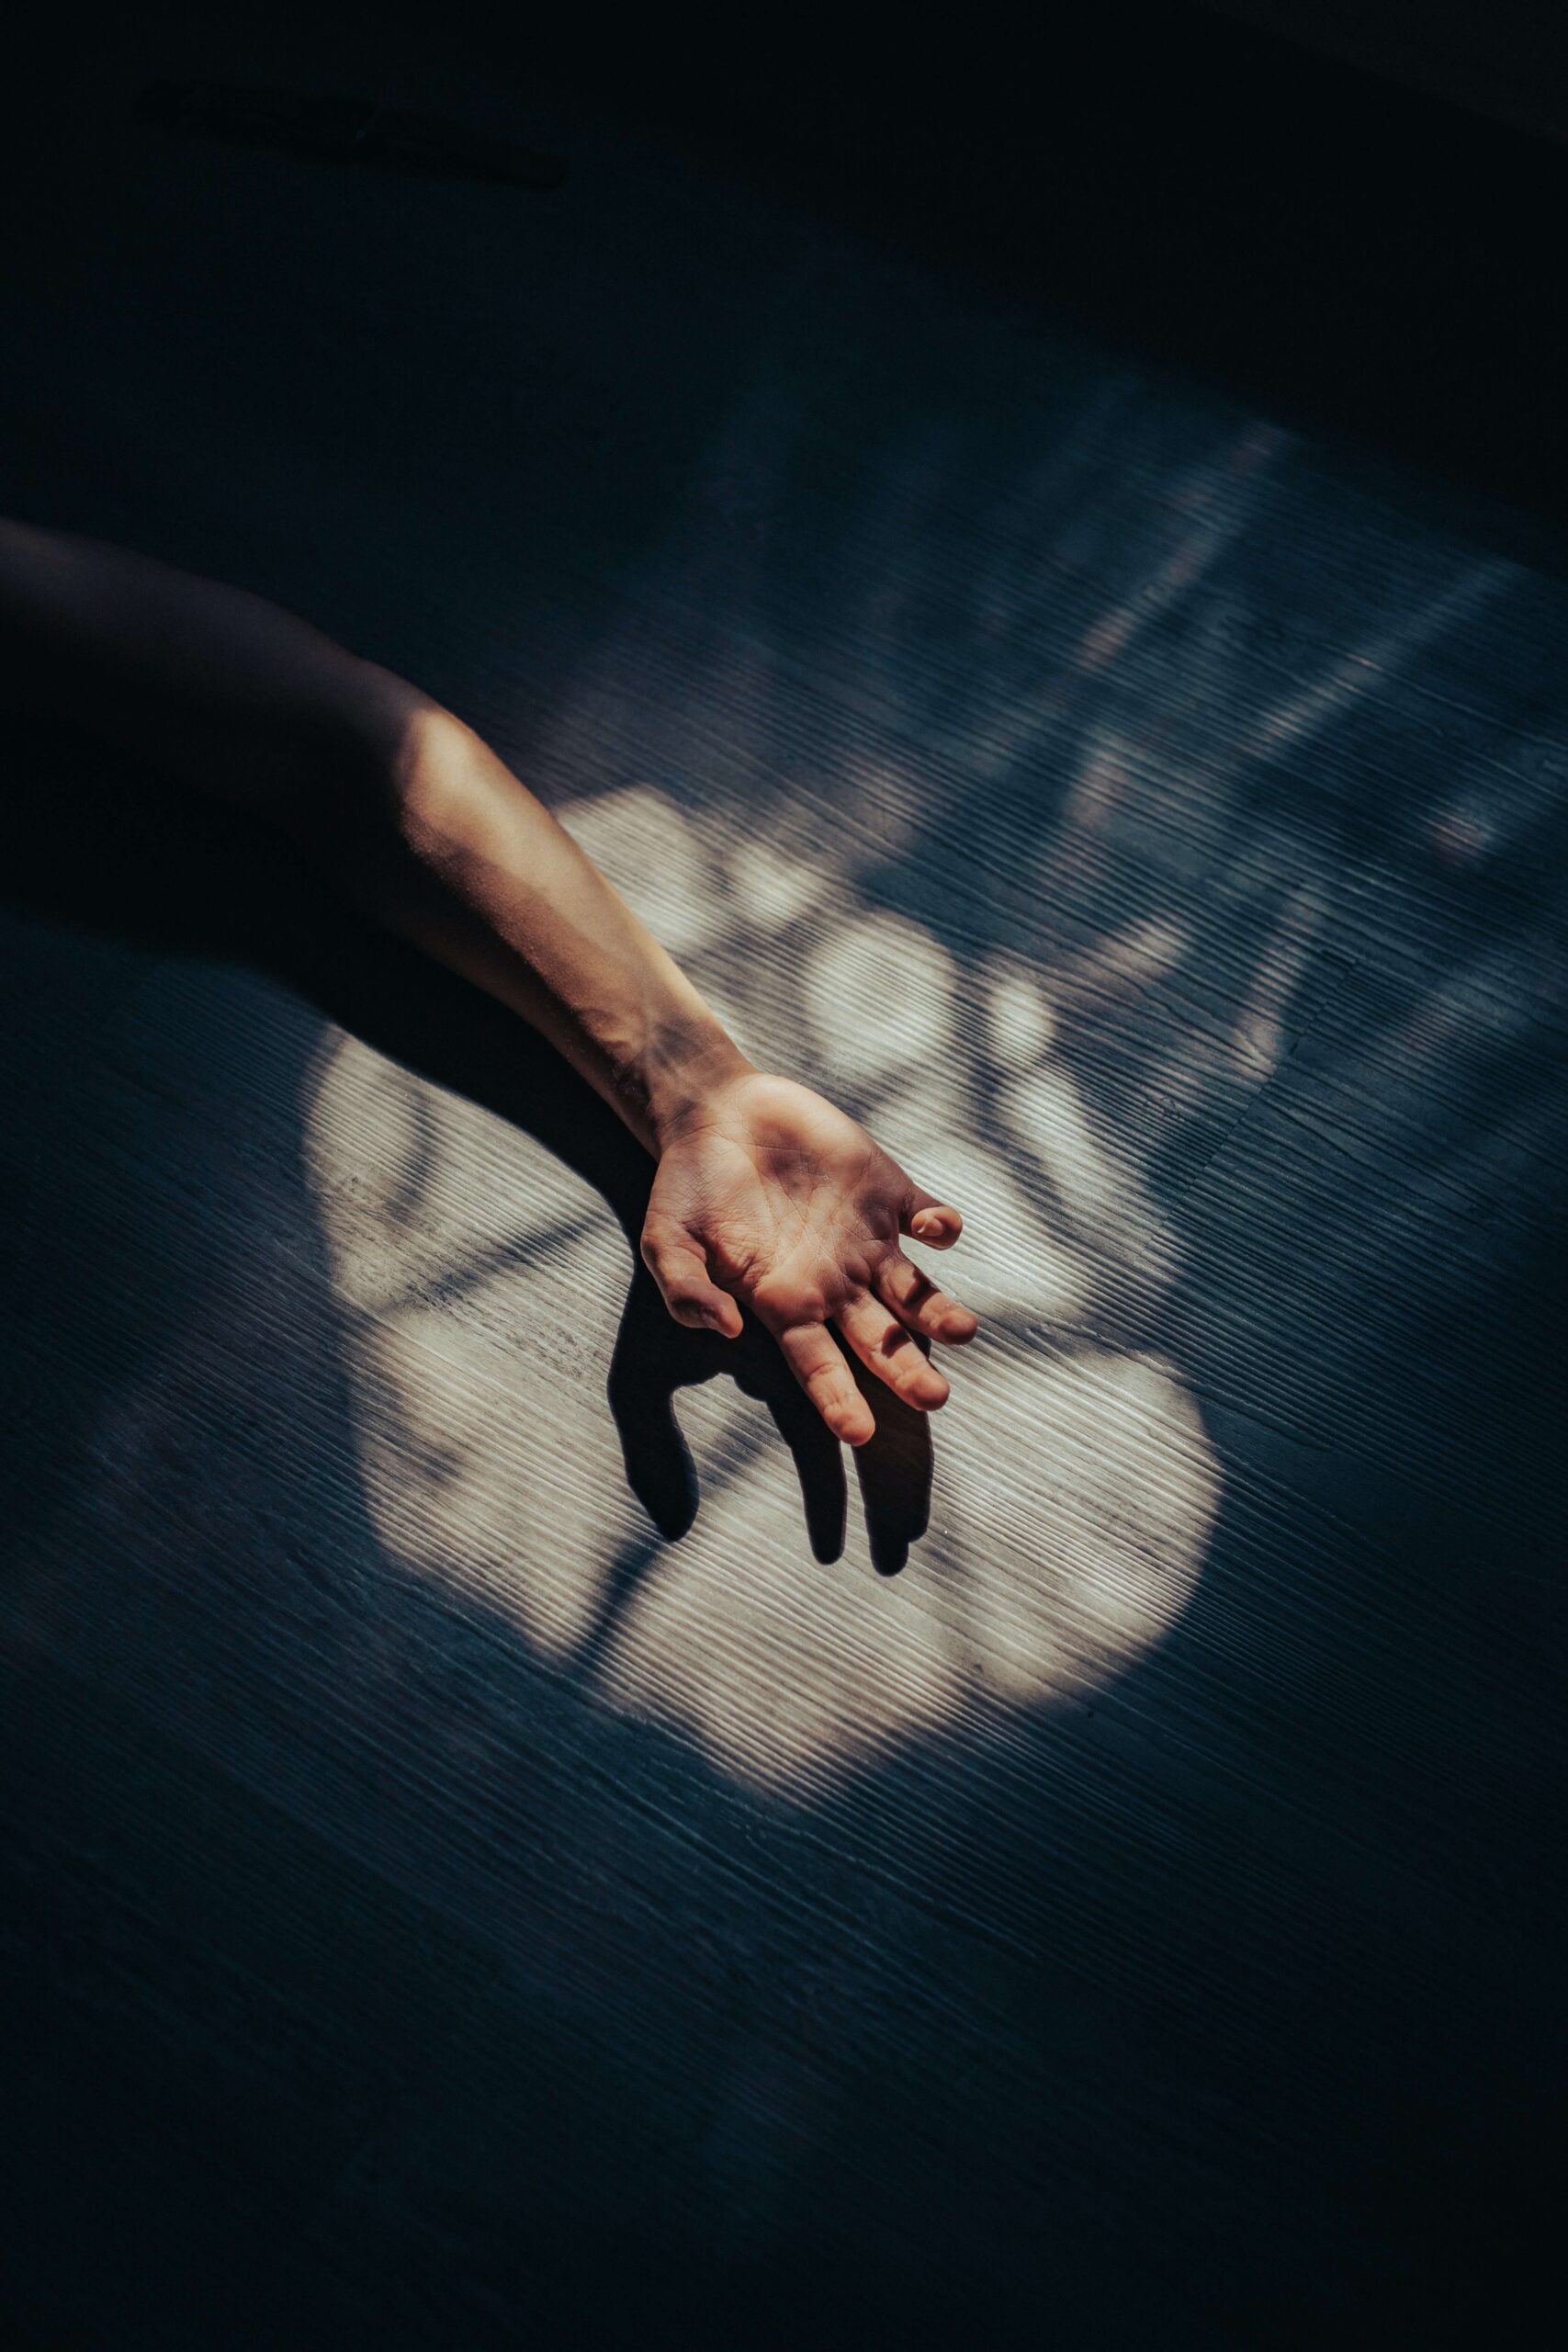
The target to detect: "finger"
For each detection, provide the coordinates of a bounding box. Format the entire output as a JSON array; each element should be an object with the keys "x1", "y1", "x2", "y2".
[
  {"x1": 777, "y1": 1322, "x2": 876, "y2": 1448},
  {"x1": 875, "y1": 1250, "x2": 980, "y2": 1345},
  {"x1": 900, "y1": 1184, "x2": 964, "y2": 1250},
  {"x1": 837, "y1": 1295, "x2": 951, "y2": 1412},
  {"x1": 640, "y1": 1222, "x2": 743, "y2": 1338}
]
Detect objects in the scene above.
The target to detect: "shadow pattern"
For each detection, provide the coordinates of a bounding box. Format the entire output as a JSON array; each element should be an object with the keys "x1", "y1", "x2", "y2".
[{"x1": 2, "y1": 19, "x2": 1567, "y2": 2345}]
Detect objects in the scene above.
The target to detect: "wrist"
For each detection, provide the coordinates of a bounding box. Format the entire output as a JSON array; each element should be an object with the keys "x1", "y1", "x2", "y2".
[{"x1": 634, "y1": 1018, "x2": 754, "y2": 1153}]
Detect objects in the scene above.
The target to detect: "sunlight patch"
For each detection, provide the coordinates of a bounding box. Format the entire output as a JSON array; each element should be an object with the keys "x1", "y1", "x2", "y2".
[{"x1": 301, "y1": 786, "x2": 1221, "y2": 1799}]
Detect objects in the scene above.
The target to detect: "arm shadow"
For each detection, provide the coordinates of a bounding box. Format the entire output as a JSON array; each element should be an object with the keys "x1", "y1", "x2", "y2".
[{"x1": 1, "y1": 727, "x2": 931, "y2": 1577}]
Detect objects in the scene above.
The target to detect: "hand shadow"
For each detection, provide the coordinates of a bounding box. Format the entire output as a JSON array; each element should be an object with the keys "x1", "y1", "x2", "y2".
[
  {"x1": 2, "y1": 731, "x2": 935, "y2": 1579},
  {"x1": 609, "y1": 1262, "x2": 933, "y2": 1573}
]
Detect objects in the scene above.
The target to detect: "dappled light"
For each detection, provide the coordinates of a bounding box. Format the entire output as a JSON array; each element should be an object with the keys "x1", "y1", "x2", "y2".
[
  {"x1": 305, "y1": 829, "x2": 1220, "y2": 1792},
  {"x1": 291, "y1": 343, "x2": 1568, "y2": 1815},
  {"x1": 298, "y1": 372, "x2": 1567, "y2": 1800}
]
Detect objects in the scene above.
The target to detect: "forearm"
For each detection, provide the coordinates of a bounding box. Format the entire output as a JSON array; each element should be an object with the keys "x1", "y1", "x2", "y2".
[
  {"x1": 372, "y1": 708, "x2": 750, "y2": 1151},
  {"x1": 1, "y1": 518, "x2": 977, "y2": 1437},
  {"x1": 0, "y1": 518, "x2": 747, "y2": 1151}
]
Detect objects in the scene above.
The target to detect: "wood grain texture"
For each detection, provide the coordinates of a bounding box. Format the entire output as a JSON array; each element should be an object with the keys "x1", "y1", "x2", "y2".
[{"x1": 2, "y1": 13, "x2": 1564, "y2": 2347}]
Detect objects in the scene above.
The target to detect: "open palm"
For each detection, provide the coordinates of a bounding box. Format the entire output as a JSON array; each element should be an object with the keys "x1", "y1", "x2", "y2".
[{"x1": 641, "y1": 1070, "x2": 977, "y2": 1444}]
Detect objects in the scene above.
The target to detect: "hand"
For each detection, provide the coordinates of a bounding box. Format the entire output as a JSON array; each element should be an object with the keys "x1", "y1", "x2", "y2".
[{"x1": 640, "y1": 1069, "x2": 978, "y2": 1445}]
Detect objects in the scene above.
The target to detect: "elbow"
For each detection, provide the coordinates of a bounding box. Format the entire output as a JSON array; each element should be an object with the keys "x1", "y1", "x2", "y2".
[
  {"x1": 251, "y1": 665, "x2": 447, "y2": 878},
  {"x1": 343, "y1": 664, "x2": 449, "y2": 814},
  {"x1": 377, "y1": 694, "x2": 487, "y2": 863}
]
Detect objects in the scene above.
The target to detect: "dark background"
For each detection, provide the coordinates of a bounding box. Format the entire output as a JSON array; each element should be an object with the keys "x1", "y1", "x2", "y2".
[{"x1": 2, "y1": 6, "x2": 1564, "y2": 2346}]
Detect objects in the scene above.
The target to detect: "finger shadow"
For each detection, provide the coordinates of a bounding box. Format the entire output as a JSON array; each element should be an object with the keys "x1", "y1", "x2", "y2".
[
  {"x1": 846, "y1": 1340, "x2": 934, "y2": 1577},
  {"x1": 608, "y1": 1261, "x2": 941, "y2": 1572},
  {"x1": 610, "y1": 1267, "x2": 849, "y2": 1552},
  {"x1": 594, "y1": 1272, "x2": 932, "y2": 1660}
]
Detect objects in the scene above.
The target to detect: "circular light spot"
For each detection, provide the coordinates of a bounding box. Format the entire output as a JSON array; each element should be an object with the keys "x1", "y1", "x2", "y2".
[{"x1": 805, "y1": 914, "x2": 955, "y2": 1088}]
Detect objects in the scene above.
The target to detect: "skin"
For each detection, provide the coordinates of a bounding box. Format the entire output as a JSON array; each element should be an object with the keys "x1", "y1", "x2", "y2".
[
  {"x1": 0, "y1": 517, "x2": 977, "y2": 1445},
  {"x1": 646, "y1": 1071, "x2": 973, "y2": 1446}
]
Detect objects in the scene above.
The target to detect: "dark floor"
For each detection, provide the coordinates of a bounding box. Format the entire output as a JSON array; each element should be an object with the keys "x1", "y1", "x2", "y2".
[{"x1": 2, "y1": 9, "x2": 1565, "y2": 2346}]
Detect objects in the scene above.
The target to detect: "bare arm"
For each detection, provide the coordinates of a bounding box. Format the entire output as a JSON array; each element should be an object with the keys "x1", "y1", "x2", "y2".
[{"x1": 0, "y1": 518, "x2": 977, "y2": 1442}]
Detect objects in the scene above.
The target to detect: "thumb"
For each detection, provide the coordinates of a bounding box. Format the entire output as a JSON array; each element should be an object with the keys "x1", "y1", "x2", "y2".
[
  {"x1": 640, "y1": 1222, "x2": 744, "y2": 1337},
  {"x1": 900, "y1": 1182, "x2": 964, "y2": 1250}
]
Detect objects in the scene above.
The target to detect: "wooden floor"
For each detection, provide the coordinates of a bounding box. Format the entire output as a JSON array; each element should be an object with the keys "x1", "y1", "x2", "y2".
[{"x1": 3, "y1": 13, "x2": 1564, "y2": 2346}]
